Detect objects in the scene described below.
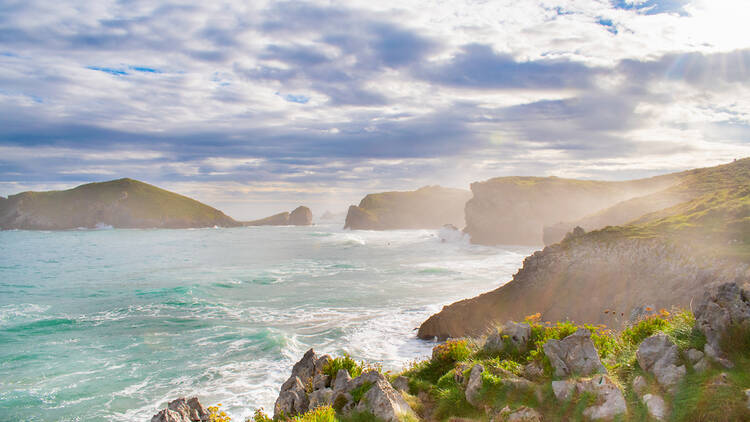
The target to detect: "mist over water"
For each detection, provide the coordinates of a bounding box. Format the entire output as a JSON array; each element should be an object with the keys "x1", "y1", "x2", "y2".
[{"x1": 0, "y1": 224, "x2": 534, "y2": 421}]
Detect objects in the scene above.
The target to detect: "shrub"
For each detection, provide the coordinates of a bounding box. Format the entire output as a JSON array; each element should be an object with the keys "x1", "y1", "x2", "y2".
[
  {"x1": 251, "y1": 408, "x2": 272, "y2": 422},
  {"x1": 290, "y1": 405, "x2": 337, "y2": 422},
  {"x1": 664, "y1": 310, "x2": 706, "y2": 351},
  {"x1": 207, "y1": 404, "x2": 231, "y2": 422},
  {"x1": 621, "y1": 314, "x2": 669, "y2": 346},
  {"x1": 323, "y1": 354, "x2": 363, "y2": 381},
  {"x1": 432, "y1": 339, "x2": 472, "y2": 363},
  {"x1": 350, "y1": 381, "x2": 373, "y2": 404}
]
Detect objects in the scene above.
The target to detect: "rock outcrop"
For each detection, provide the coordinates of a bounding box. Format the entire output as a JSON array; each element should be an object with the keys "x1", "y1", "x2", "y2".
[
  {"x1": 244, "y1": 206, "x2": 313, "y2": 226},
  {"x1": 543, "y1": 329, "x2": 606, "y2": 377},
  {"x1": 636, "y1": 334, "x2": 686, "y2": 392},
  {"x1": 0, "y1": 178, "x2": 241, "y2": 230},
  {"x1": 418, "y1": 237, "x2": 744, "y2": 340},
  {"x1": 344, "y1": 186, "x2": 471, "y2": 230},
  {"x1": 484, "y1": 322, "x2": 531, "y2": 355},
  {"x1": 694, "y1": 281, "x2": 750, "y2": 367},
  {"x1": 151, "y1": 397, "x2": 209, "y2": 422}
]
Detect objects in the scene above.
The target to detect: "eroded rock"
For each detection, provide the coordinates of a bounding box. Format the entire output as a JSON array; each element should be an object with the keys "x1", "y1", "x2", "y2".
[
  {"x1": 151, "y1": 397, "x2": 208, "y2": 422},
  {"x1": 485, "y1": 322, "x2": 531, "y2": 354},
  {"x1": 636, "y1": 334, "x2": 685, "y2": 393},
  {"x1": 542, "y1": 328, "x2": 606, "y2": 377},
  {"x1": 465, "y1": 364, "x2": 484, "y2": 407},
  {"x1": 694, "y1": 281, "x2": 750, "y2": 368},
  {"x1": 494, "y1": 405, "x2": 542, "y2": 422},
  {"x1": 354, "y1": 380, "x2": 416, "y2": 422},
  {"x1": 576, "y1": 375, "x2": 627, "y2": 421},
  {"x1": 392, "y1": 376, "x2": 409, "y2": 392}
]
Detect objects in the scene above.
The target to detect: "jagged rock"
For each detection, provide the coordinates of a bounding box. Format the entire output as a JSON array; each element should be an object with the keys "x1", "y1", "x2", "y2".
[
  {"x1": 522, "y1": 361, "x2": 544, "y2": 380},
  {"x1": 354, "y1": 379, "x2": 417, "y2": 422},
  {"x1": 694, "y1": 282, "x2": 750, "y2": 368},
  {"x1": 347, "y1": 370, "x2": 388, "y2": 392},
  {"x1": 465, "y1": 364, "x2": 484, "y2": 407},
  {"x1": 642, "y1": 394, "x2": 667, "y2": 421},
  {"x1": 552, "y1": 380, "x2": 576, "y2": 401},
  {"x1": 274, "y1": 377, "x2": 308, "y2": 418},
  {"x1": 495, "y1": 405, "x2": 542, "y2": 422},
  {"x1": 542, "y1": 328, "x2": 606, "y2": 377},
  {"x1": 309, "y1": 388, "x2": 334, "y2": 410},
  {"x1": 151, "y1": 397, "x2": 208, "y2": 422},
  {"x1": 485, "y1": 322, "x2": 531, "y2": 354},
  {"x1": 392, "y1": 376, "x2": 409, "y2": 392},
  {"x1": 636, "y1": 334, "x2": 686, "y2": 392},
  {"x1": 576, "y1": 375, "x2": 627, "y2": 421},
  {"x1": 289, "y1": 206, "x2": 313, "y2": 226},
  {"x1": 313, "y1": 373, "x2": 330, "y2": 390},
  {"x1": 274, "y1": 349, "x2": 331, "y2": 418},
  {"x1": 632, "y1": 375, "x2": 648, "y2": 396},
  {"x1": 333, "y1": 369, "x2": 352, "y2": 392}
]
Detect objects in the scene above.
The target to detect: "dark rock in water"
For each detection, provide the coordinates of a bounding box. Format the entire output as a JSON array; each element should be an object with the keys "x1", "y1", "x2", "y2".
[
  {"x1": 289, "y1": 206, "x2": 313, "y2": 225},
  {"x1": 694, "y1": 281, "x2": 750, "y2": 367},
  {"x1": 151, "y1": 397, "x2": 208, "y2": 422}
]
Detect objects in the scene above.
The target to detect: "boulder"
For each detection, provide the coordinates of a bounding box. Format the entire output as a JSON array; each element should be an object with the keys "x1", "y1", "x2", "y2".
[
  {"x1": 333, "y1": 369, "x2": 352, "y2": 392},
  {"x1": 551, "y1": 380, "x2": 576, "y2": 402},
  {"x1": 354, "y1": 379, "x2": 417, "y2": 422},
  {"x1": 694, "y1": 281, "x2": 750, "y2": 368},
  {"x1": 636, "y1": 334, "x2": 686, "y2": 392},
  {"x1": 542, "y1": 328, "x2": 606, "y2": 377},
  {"x1": 151, "y1": 397, "x2": 208, "y2": 422},
  {"x1": 686, "y1": 349, "x2": 708, "y2": 373},
  {"x1": 392, "y1": 376, "x2": 409, "y2": 392},
  {"x1": 309, "y1": 388, "x2": 334, "y2": 410},
  {"x1": 289, "y1": 206, "x2": 313, "y2": 226},
  {"x1": 274, "y1": 349, "x2": 331, "y2": 418},
  {"x1": 465, "y1": 364, "x2": 484, "y2": 407},
  {"x1": 642, "y1": 394, "x2": 667, "y2": 421},
  {"x1": 576, "y1": 375, "x2": 627, "y2": 421},
  {"x1": 485, "y1": 322, "x2": 531, "y2": 354},
  {"x1": 494, "y1": 405, "x2": 542, "y2": 422}
]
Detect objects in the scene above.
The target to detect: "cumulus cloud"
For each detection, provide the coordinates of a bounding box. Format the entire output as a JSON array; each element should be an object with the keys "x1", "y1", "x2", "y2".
[{"x1": 0, "y1": 0, "x2": 749, "y2": 217}]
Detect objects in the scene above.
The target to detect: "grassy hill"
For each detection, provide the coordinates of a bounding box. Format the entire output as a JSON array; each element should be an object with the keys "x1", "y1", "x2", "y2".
[{"x1": 0, "y1": 178, "x2": 241, "y2": 229}]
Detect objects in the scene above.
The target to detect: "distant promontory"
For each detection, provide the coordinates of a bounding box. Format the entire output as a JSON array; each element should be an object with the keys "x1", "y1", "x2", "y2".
[
  {"x1": 0, "y1": 178, "x2": 240, "y2": 230},
  {"x1": 244, "y1": 206, "x2": 313, "y2": 226},
  {"x1": 344, "y1": 186, "x2": 471, "y2": 230}
]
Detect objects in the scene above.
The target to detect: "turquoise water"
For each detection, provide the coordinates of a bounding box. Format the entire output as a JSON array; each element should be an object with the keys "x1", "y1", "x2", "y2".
[{"x1": 0, "y1": 224, "x2": 533, "y2": 421}]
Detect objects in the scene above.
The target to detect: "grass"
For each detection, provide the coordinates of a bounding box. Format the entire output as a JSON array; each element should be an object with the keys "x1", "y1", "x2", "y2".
[{"x1": 323, "y1": 355, "x2": 364, "y2": 381}]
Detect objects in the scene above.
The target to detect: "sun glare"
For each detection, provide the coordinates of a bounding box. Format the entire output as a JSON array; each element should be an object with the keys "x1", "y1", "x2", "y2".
[{"x1": 687, "y1": 0, "x2": 750, "y2": 50}]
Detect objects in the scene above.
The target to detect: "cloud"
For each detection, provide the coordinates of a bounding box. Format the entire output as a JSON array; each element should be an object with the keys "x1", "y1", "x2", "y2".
[{"x1": 0, "y1": 0, "x2": 749, "y2": 217}]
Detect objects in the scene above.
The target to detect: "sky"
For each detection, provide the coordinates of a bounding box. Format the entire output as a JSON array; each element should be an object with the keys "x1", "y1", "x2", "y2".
[{"x1": 1, "y1": 0, "x2": 750, "y2": 219}]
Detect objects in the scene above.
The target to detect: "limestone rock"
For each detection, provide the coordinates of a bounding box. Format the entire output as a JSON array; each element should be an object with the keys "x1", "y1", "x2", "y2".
[
  {"x1": 542, "y1": 328, "x2": 606, "y2": 377},
  {"x1": 495, "y1": 405, "x2": 542, "y2": 422},
  {"x1": 151, "y1": 397, "x2": 208, "y2": 422},
  {"x1": 576, "y1": 375, "x2": 627, "y2": 421},
  {"x1": 485, "y1": 322, "x2": 531, "y2": 354},
  {"x1": 313, "y1": 373, "x2": 330, "y2": 390},
  {"x1": 333, "y1": 369, "x2": 352, "y2": 392},
  {"x1": 355, "y1": 380, "x2": 417, "y2": 422},
  {"x1": 551, "y1": 380, "x2": 576, "y2": 402},
  {"x1": 465, "y1": 364, "x2": 484, "y2": 407},
  {"x1": 636, "y1": 334, "x2": 686, "y2": 392},
  {"x1": 694, "y1": 282, "x2": 750, "y2": 368},
  {"x1": 274, "y1": 348, "x2": 331, "y2": 418},
  {"x1": 642, "y1": 394, "x2": 667, "y2": 421},
  {"x1": 392, "y1": 376, "x2": 409, "y2": 392},
  {"x1": 274, "y1": 377, "x2": 308, "y2": 418},
  {"x1": 289, "y1": 206, "x2": 313, "y2": 226},
  {"x1": 309, "y1": 388, "x2": 334, "y2": 410},
  {"x1": 685, "y1": 349, "x2": 704, "y2": 364}
]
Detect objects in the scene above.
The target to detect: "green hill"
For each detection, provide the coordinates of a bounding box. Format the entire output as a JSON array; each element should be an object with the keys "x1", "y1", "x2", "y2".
[{"x1": 0, "y1": 178, "x2": 241, "y2": 230}]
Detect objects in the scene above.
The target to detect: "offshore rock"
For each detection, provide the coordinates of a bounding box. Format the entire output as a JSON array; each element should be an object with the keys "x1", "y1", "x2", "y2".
[{"x1": 289, "y1": 206, "x2": 313, "y2": 226}]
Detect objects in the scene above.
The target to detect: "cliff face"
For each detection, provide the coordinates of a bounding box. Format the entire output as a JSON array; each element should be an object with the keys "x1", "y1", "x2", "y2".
[
  {"x1": 0, "y1": 178, "x2": 240, "y2": 230},
  {"x1": 463, "y1": 176, "x2": 676, "y2": 246},
  {"x1": 344, "y1": 186, "x2": 471, "y2": 230},
  {"x1": 418, "y1": 237, "x2": 746, "y2": 339}
]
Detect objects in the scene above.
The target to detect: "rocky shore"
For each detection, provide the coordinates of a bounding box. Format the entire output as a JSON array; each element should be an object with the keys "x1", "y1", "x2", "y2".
[{"x1": 151, "y1": 281, "x2": 750, "y2": 421}]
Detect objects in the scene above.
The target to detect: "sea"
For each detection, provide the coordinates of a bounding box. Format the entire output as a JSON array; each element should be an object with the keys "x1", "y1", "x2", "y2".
[{"x1": 0, "y1": 222, "x2": 535, "y2": 421}]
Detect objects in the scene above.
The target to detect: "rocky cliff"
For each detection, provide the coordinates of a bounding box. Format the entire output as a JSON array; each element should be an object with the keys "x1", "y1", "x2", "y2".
[
  {"x1": 418, "y1": 236, "x2": 746, "y2": 340},
  {"x1": 463, "y1": 175, "x2": 677, "y2": 246},
  {"x1": 244, "y1": 206, "x2": 313, "y2": 226},
  {"x1": 344, "y1": 186, "x2": 471, "y2": 230},
  {"x1": 0, "y1": 178, "x2": 240, "y2": 230}
]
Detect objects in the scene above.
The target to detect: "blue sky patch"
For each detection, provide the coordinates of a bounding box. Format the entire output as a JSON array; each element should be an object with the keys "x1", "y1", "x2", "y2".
[
  {"x1": 131, "y1": 66, "x2": 161, "y2": 73},
  {"x1": 612, "y1": 0, "x2": 689, "y2": 16},
  {"x1": 280, "y1": 93, "x2": 310, "y2": 104},
  {"x1": 87, "y1": 66, "x2": 128, "y2": 76},
  {"x1": 597, "y1": 18, "x2": 618, "y2": 34}
]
